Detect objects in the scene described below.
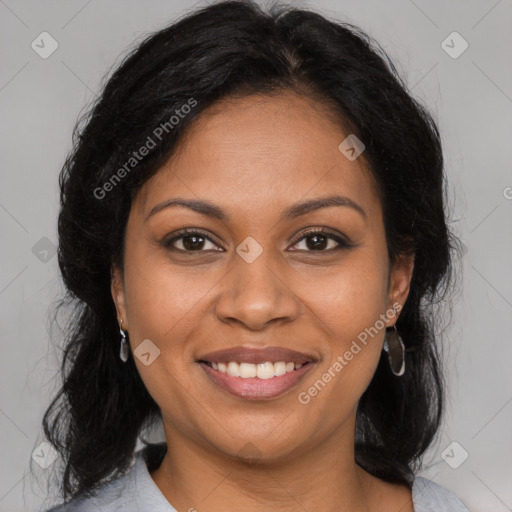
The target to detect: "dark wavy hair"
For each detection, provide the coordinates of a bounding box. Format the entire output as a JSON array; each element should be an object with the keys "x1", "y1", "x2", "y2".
[{"x1": 41, "y1": 0, "x2": 461, "y2": 503}]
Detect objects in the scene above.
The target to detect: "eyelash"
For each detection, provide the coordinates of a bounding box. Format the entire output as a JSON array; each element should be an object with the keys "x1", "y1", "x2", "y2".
[{"x1": 163, "y1": 227, "x2": 352, "y2": 254}]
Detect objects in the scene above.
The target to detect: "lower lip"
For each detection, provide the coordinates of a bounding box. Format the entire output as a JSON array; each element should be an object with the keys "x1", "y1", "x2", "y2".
[{"x1": 198, "y1": 362, "x2": 315, "y2": 400}]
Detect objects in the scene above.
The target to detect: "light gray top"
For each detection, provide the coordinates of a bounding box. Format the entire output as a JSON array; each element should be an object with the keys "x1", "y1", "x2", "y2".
[{"x1": 44, "y1": 446, "x2": 470, "y2": 512}]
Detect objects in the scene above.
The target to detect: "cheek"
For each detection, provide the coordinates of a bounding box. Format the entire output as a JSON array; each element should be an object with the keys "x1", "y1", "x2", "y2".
[
  {"x1": 122, "y1": 241, "x2": 215, "y2": 346},
  {"x1": 300, "y1": 252, "x2": 389, "y2": 401},
  {"x1": 120, "y1": 247, "x2": 212, "y2": 404},
  {"x1": 304, "y1": 248, "x2": 389, "y2": 332}
]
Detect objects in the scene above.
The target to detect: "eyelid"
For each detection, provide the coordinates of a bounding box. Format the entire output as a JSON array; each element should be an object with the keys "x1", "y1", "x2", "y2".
[
  {"x1": 163, "y1": 228, "x2": 224, "y2": 250},
  {"x1": 291, "y1": 227, "x2": 352, "y2": 250},
  {"x1": 163, "y1": 226, "x2": 352, "y2": 252}
]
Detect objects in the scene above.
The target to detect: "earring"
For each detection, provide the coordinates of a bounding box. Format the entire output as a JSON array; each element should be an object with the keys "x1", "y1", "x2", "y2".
[
  {"x1": 119, "y1": 319, "x2": 129, "y2": 363},
  {"x1": 383, "y1": 307, "x2": 405, "y2": 376}
]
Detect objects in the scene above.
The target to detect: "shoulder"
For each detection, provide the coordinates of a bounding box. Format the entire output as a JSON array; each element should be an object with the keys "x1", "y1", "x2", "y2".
[
  {"x1": 43, "y1": 471, "x2": 136, "y2": 511},
  {"x1": 43, "y1": 457, "x2": 139, "y2": 511},
  {"x1": 412, "y1": 476, "x2": 469, "y2": 512},
  {"x1": 43, "y1": 443, "x2": 172, "y2": 512}
]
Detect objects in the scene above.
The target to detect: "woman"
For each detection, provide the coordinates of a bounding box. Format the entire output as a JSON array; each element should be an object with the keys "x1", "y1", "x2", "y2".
[{"x1": 42, "y1": 1, "x2": 468, "y2": 510}]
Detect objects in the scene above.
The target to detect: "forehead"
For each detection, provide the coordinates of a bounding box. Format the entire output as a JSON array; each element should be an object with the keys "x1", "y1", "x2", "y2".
[{"x1": 133, "y1": 91, "x2": 381, "y2": 224}]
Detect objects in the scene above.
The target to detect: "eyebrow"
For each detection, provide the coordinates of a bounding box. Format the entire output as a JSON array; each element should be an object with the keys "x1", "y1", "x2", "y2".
[{"x1": 145, "y1": 194, "x2": 367, "y2": 223}]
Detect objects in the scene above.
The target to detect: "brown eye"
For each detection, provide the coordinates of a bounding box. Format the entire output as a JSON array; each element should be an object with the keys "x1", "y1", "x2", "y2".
[
  {"x1": 163, "y1": 229, "x2": 222, "y2": 252},
  {"x1": 290, "y1": 229, "x2": 351, "y2": 252}
]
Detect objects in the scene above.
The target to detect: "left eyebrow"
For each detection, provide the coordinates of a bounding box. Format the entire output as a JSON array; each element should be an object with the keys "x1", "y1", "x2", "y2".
[
  {"x1": 280, "y1": 195, "x2": 367, "y2": 221},
  {"x1": 144, "y1": 194, "x2": 366, "y2": 223},
  {"x1": 145, "y1": 198, "x2": 228, "y2": 223}
]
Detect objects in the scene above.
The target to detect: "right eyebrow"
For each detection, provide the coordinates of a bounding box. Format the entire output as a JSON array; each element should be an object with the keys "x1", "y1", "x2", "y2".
[{"x1": 144, "y1": 194, "x2": 367, "y2": 223}]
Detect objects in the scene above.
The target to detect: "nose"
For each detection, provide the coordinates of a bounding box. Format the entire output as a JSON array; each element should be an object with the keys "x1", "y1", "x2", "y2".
[{"x1": 215, "y1": 249, "x2": 301, "y2": 331}]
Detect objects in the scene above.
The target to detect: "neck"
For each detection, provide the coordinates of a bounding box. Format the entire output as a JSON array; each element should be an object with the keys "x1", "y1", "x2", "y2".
[{"x1": 149, "y1": 415, "x2": 405, "y2": 512}]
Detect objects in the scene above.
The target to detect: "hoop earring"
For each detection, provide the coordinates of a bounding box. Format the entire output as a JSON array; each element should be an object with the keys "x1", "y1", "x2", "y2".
[
  {"x1": 119, "y1": 319, "x2": 129, "y2": 363},
  {"x1": 383, "y1": 307, "x2": 405, "y2": 376}
]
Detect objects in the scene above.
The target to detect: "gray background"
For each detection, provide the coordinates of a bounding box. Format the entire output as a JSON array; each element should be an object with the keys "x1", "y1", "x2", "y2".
[{"x1": 1, "y1": 0, "x2": 511, "y2": 510}]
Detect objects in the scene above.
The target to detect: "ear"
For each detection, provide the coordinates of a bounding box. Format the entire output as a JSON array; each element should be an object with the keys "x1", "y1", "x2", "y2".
[
  {"x1": 111, "y1": 264, "x2": 128, "y2": 329},
  {"x1": 387, "y1": 252, "x2": 414, "y2": 324}
]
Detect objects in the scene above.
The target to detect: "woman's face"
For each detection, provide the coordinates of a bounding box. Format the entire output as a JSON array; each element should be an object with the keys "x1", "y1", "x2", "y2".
[{"x1": 112, "y1": 91, "x2": 414, "y2": 461}]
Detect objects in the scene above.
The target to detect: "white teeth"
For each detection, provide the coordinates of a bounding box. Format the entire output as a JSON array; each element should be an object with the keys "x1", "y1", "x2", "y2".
[
  {"x1": 274, "y1": 361, "x2": 287, "y2": 376},
  {"x1": 227, "y1": 361, "x2": 240, "y2": 377},
  {"x1": 239, "y1": 362, "x2": 257, "y2": 378},
  {"x1": 210, "y1": 360, "x2": 306, "y2": 379},
  {"x1": 257, "y1": 362, "x2": 275, "y2": 379}
]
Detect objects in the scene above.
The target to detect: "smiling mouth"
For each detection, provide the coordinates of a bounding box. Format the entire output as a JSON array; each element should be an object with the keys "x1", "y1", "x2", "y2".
[
  {"x1": 197, "y1": 360, "x2": 315, "y2": 400},
  {"x1": 198, "y1": 360, "x2": 309, "y2": 379}
]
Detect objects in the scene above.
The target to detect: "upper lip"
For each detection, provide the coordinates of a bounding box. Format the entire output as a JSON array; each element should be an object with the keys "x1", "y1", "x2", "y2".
[{"x1": 197, "y1": 346, "x2": 317, "y2": 365}]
